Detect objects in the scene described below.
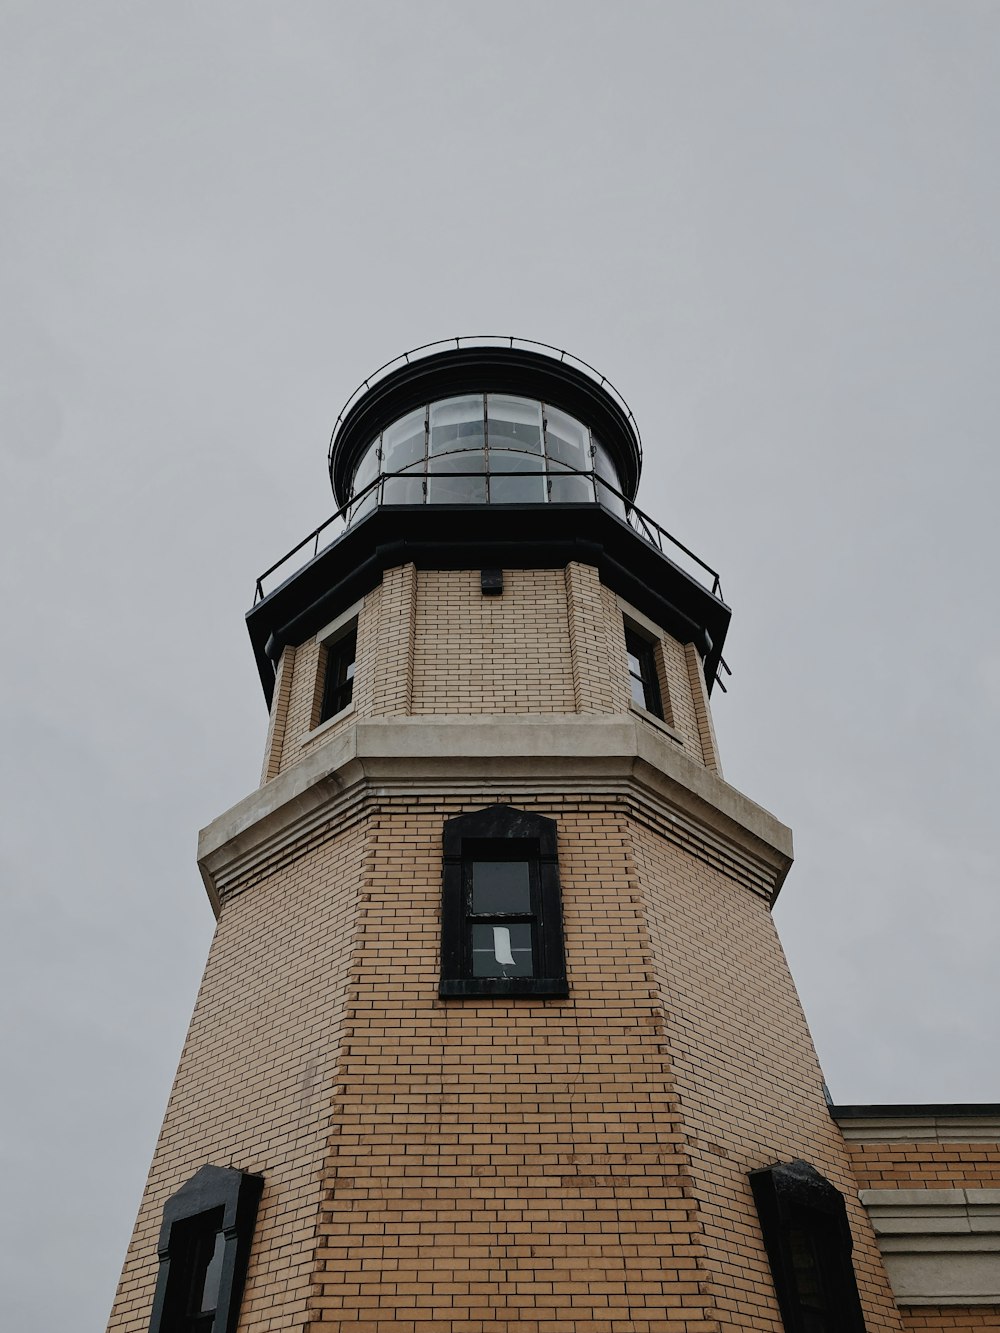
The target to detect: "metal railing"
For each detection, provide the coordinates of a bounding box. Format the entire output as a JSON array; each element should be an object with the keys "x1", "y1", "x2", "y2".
[
  {"x1": 327, "y1": 335, "x2": 643, "y2": 473},
  {"x1": 253, "y1": 468, "x2": 724, "y2": 605}
]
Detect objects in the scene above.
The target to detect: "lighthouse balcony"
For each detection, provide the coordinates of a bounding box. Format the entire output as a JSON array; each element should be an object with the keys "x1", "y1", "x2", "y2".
[{"x1": 246, "y1": 341, "x2": 731, "y2": 707}]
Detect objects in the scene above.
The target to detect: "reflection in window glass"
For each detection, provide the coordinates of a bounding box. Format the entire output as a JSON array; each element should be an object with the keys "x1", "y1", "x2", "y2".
[
  {"x1": 429, "y1": 396, "x2": 485, "y2": 455},
  {"x1": 198, "y1": 1231, "x2": 226, "y2": 1318},
  {"x1": 595, "y1": 476, "x2": 626, "y2": 518},
  {"x1": 487, "y1": 395, "x2": 543, "y2": 453},
  {"x1": 489, "y1": 450, "x2": 546, "y2": 504},
  {"x1": 471, "y1": 923, "x2": 534, "y2": 976},
  {"x1": 593, "y1": 439, "x2": 625, "y2": 517},
  {"x1": 382, "y1": 462, "x2": 424, "y2": 506},
  {"x1": 353, "y1": 443, "x2": 380, "y2": 494},
  {"x1": 547, "y1": 460, "x2": 595, "y2": 504},
  {"x1": 625, "y1": 625, "x2": 662, "y2": 719},
  {"x1": 347, "y1": 395, "x2": 631, "y2": 520},
  {"x1": 321, "y1": 625, "x2": 357, "y2": 721},
  {"x1": 351, "y1": 487, "x2": 378, "y2": 522},
  {"x1": 382, "y1": 408, "x2": 425, "y2": 471},
  {"x1": 471, "y1": 861, "x2": 531, "y2": 914},
  {"x1": 426, "y1": 451, "x2": 487, "y2": 504},
  {"x1": 544, "y1": 407, "x2": 591, "y2": 469}
]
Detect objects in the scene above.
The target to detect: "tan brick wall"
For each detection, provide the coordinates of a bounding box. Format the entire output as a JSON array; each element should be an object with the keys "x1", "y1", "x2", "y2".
[
  {"x1": 261, "y1": 563, "x2": 719, "y2": 780},
  {"x1": 260, "y1": 644, "x2": 295, "y2": 784},
  {"x1": 632, "y1": 817, "x2": 904, "y2": 1331},
  {"x1": 367, "y1": 562, "x2": 417, "y2": 717},
  {"x1": 106, "y1": 819, "x2": 367, "y2": 1332},
  {"x1": 267, "y1": 590, "x2": 384, "y2": 778},
  {"x1": 900, "y1": 1308, "x2": 1000, "y2": 1330},
  {"x1": 113, "y1": 779, "x2": 904, "y2": 1332},
  {"x1": 410, "y1": 568, "x2": 577, "y2": 715},
  {"x1": 848, "y1": 1143, "x2": 1000, "y2": 1191},
  {"x1": 564, "y1": 561, "x2": 630, "y2": 714},
  {"x1": 282, "y1": 635, "x2": 325, "y2": 759},
  {"x1": 684, "y1": 642, "x2": 722, "y2": 774},
  {"x1": 313, "y1": 794, "x2": 720, "y2": 1333}
]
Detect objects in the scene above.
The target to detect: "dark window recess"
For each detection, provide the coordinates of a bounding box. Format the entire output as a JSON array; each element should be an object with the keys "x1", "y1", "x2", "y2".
[
  {"x1": 625, "y1": 624, "x2": 663, "y2": 719},
  {"x1": 439, "y1": 805, "x2": 568, "y2": 999},
  {"x1": 148, "y1": 1165, "x2": 263, "y2": 1333},
  {"x1": 749, "y1": 1159, "x2": 867, "y2": 1333},
  {"x1": 320, "y1": 624, "x2": 357, "y2": 721}
]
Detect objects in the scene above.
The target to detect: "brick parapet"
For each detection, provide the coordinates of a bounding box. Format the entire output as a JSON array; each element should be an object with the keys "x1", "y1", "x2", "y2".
[
  {"x1": 901, "y1": 1308, "x2": 1000, "y2": 1330},
  {"x1": 847, "y1": 1144, "x2": 1000, "y2": 1192}
]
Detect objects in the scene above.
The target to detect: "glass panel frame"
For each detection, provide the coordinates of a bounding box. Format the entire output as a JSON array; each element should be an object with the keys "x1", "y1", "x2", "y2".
[
  {"x1": 426, "y1": 450, "x2": 487, "y2": 504},
  {"x1": 381, "y1": 462, "x2": 425, "y2": 506},
  {"x1": 381, "y1": 407, "x2": 426, "y2": 472},
  {"x1": 429, "y1": 395, "x2": 486, "y2": 455},
  {"x1": 347, "y1": 394, "x2": 631, "y2": 522},
  {"x1": 487, "y1": 449, "x2": 546, "y2": 504},
  {"x1": 624, "y1": 624, "x2": 663, "y2": 719},
  {"x1": 543, "y1": 406, "x2": 592, "y2": 469},
  {"x1": 547, "y1": 459, "x2": 595, "y2": 504},
  {"x1": 486, "y1": 394, "x2": 544, "y2": 454}
]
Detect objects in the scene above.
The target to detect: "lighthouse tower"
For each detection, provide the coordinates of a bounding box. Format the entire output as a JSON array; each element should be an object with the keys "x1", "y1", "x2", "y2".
[{"x1": 107, "y1": 340, "x2": 904, "y2": 1333}]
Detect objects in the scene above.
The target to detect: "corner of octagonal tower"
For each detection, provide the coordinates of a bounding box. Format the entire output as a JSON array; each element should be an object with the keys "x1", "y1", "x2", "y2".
[{"x1": 107, "y1": 341, "x2": 905, "y2": 1333}]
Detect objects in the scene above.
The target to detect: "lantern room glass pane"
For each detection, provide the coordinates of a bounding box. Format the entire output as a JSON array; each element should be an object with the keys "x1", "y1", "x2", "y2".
[
  {"x1": 382, "y1": 462, "x2": 425, "y2": 506},
  {"x1": 544, "y1": 407, "x2": 591, "y2": 469},
  {"x1": 426, "y1": 450, "x2": 487, "y2": 504},
  {"x1": 487, "y1": 395, "x2": 543, "y2": 453},
  {"x1": 593, "y1": 439, "x2": 626, "y2": 516},
  {"x1": 351, "y1": 486, "x2": 378, "y2": 522},
  {"x1": 547, "y1": 459, "x2": 595, "y2": 503},
  {"x1": 488, "y1": 449, "x2": 546, "y2": 504},
  {"x1": 353, "y1": 441, "x2": 380, "y2": 496},
  {"x1": 429, "y1": 396, "x2": 485, "y2": 455},
  {"x1": 382, "y1": 408, "x2": 426, "y2": 471}
]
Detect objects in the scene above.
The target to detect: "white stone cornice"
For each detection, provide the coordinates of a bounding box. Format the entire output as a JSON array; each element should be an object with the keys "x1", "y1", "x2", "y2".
[
  {"x1": 836, "y1": 1114, "x2": 1000, "y2": 1143},
  {"x1": 859, "y1": 1188, "x2": 1000, "y2": 1305},
  {"x1": 197, "y1": 714, "x2": 793, "y2": 911}
]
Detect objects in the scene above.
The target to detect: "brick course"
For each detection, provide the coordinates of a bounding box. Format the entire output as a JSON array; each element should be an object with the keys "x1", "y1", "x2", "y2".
[{"x1": 848, "y1": 1144, "x2": 1000, "y2": 1191}]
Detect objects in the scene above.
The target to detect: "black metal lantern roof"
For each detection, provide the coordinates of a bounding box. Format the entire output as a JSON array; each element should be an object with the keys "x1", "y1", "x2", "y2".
[{"x1": 328, "y1": 338, "x2": 644, "y2": 507}]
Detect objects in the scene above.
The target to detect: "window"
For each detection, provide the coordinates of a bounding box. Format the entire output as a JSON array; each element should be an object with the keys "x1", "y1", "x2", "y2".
[
  {"x1": 167, "y1": 1210, "x2": 225, "y2": 1332},
  {"x1": 148, "y1": 1165, "x2": 263, "y2": 1333},
  {"x1": 320, "y1": 621, "x2": 357, "y2": 722},
  {"x1": 439, "y1": 805, "x2": 568, "y2": 998},
  {"x1": 625, "y1": 623, "x2": 663, "y2": 719},
  {"x1": 749, "y1": 1159, "x2": 866, "y2": 1333}
]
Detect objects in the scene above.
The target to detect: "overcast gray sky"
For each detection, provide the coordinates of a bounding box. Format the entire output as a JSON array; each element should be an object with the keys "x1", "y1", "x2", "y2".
[{"x1": 2, "y1": 3, "x2": 998, "y2": 1328}]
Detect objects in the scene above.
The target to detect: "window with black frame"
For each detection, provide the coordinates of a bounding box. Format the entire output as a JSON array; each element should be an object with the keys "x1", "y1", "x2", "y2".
[
  {"x1": 148, "y1": 1165, "x2": 263, "y2": 1333},
  {"x1": 439, "y1": 805, "x2": 568, "y2": 998},
  {"x1": 749, "y1": 1159, "x2": 867, "y2": 1333},
  {"x1": 167, "y1": 1209, "x2": 226, "y2": 1332},
  {"x1": 624, "y1": 622, "x2": 663, "y2": 719},
  {"x1": 320, "y1": 622, "x2": 357, "y2": 722}
]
